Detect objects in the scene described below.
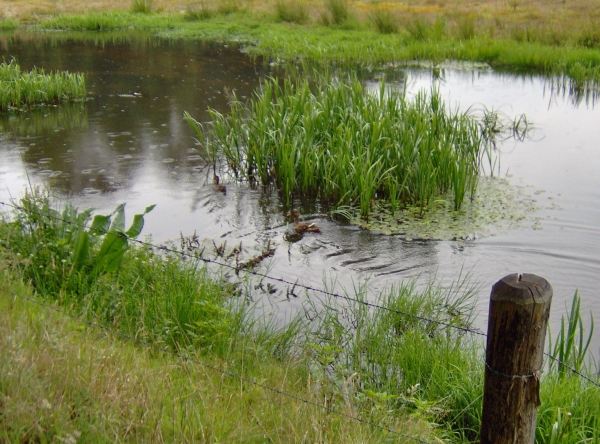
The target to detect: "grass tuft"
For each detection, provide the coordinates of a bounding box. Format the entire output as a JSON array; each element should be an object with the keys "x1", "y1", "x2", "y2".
[
  {"x1": 323, "y1": 0, "x2": 351, "y2": 26},
  {"x1": 369, "y1": 9, "x2": 398, "y2": 34},
  {"x1": 130, "y1": 0, "x2": 153, "y2": 14},
  {"x1": 0, "y1": 59, "x2": 86, "y2": 110},
  {"x1": 275, "y1": 0, "x2": 310, "y2": 24},
  {"x1": 183, "y1": 2, "x2": 215, "y2": 21}
]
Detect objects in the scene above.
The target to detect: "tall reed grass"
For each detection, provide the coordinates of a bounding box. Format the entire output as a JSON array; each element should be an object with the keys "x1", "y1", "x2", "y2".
[
  {"x1": 185, "y1": 76, "x2": 489, "y2": 218},
  {"x1": 0, "y1": 59, "x2": 86, "y2": 110}
]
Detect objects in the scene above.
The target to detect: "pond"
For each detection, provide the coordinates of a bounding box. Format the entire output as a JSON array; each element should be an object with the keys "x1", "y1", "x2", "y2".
[{"x1": 1, "y1": 32, "x2": 599, "y2": 357}]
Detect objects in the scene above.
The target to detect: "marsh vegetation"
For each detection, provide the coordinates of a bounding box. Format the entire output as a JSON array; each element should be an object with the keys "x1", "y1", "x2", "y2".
[
  {"x1": 0, "y1": 59, "x2": 86, "y2": 110},
  {"x1": 185, "y1": 76, "x2": 491, "y2": 219}
]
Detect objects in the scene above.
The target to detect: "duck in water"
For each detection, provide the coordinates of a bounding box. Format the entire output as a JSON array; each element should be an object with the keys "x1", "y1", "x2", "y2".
[
  {"x1": 213, "y1": 175, "x2": 226, "y2": 194},
  {"x1": 284, "y1": 210, "x2": 320, "y2": 242}
]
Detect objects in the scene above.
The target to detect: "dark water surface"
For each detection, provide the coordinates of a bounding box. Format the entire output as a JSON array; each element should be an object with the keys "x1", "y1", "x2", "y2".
[{"x1": 1, "y1": 32, "x2": 599, "y2": 357}]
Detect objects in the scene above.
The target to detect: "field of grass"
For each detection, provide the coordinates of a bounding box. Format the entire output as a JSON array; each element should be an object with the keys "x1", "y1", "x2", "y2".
[{"x1": 0, "y1": 191, "x2": 599, "y2": 442}]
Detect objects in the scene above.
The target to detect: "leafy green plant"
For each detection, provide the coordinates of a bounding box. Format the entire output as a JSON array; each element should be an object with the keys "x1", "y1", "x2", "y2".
[
  {"x1": 0, "y1": 188, "x2": 153, "y2": 296},
  {"x1": 548, "y1": 290, "x2": 594, "y2": 377}
]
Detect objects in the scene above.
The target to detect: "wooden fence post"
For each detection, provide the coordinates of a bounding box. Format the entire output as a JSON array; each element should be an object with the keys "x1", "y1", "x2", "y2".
[{"x1": 480, "y1": 273, "x2": 553, "y2": 444}]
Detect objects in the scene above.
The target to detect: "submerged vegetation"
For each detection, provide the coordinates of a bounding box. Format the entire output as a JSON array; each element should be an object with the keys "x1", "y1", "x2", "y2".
[
  {"x1": 0, "y1": 192, "x2": 598, "y2": 442},
  {"x1": 0, "y1": 59, "x2": 86, "y2": 110},
  {"x1": 186, "y1": 76, "x2": 490, "y2": 218}
]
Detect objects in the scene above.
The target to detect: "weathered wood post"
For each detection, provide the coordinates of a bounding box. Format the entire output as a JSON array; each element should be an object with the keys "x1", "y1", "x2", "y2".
[{"x1": 480, "y1": 273, "x2": 553, "y2": 444}]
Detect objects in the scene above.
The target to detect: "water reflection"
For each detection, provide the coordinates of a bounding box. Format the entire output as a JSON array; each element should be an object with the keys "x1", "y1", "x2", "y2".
[{"x1": 0, "y1": 31, "x2": 274, "y2": 196}]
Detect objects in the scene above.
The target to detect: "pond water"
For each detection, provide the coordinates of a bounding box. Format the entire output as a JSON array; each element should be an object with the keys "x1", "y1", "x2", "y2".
[{"x1": 1, "y1": 32, "x2": 599, "y2": 358}]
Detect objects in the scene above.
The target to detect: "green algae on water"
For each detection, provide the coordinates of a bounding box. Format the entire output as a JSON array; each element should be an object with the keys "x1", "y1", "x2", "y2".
[{"x1": 343, "y1": 176, "x2": 539, "y2": 240}]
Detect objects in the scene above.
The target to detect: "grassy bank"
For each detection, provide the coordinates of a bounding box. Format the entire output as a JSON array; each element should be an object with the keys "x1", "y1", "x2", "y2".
[
  {"x1": 0, "y1": 59, "x2": 86, "y2": 110},
  {"x1": 1, "y1": 1, "x2": 599, "y2": 85},
  {"x1": 0, "y1": 190, "x2": 438, "y2": 442},
  {"x1": 1, "y1": 191, "x2": 599, "y2": 442}
]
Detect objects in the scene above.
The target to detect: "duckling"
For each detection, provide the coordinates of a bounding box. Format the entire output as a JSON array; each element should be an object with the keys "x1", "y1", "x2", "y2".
[
  {"x1": 213, "y1": 175, "x2": 226, "y2": 194},
  {"x1": 288, "y1": 210, "x2": 320, "y2": 234}
]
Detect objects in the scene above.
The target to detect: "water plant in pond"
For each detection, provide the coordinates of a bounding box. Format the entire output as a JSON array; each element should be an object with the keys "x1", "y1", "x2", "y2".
[
  {"x1": 0, "y1": 59, "x2": 86, "y2": 110},
  {"x1": 185, "y1": 76, "x2": 490, "y2": 219}
]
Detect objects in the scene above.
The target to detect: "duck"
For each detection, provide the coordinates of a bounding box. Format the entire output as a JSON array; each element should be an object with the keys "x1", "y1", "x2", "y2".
[
  {"x1": 288, "y1": 210, "x2": 320, "y2": 234},
  {"x1": 213, "y1": 175, "x2": 226, "y2": 194}
]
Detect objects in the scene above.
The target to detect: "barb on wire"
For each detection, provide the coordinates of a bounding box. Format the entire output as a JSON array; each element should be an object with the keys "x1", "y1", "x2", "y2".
[
  {"x1": 12, "y1": 292, "x2": 431, "y2": 444},
  {"x1": 1, "y1": 199, "x2": 599, "y2": 389}
]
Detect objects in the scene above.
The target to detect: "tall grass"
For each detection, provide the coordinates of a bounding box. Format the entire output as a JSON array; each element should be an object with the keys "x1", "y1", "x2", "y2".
[
  {"x1": 369, "y1": 9, "x2": 398, "y2": 34},
  {"x1": 323, "y1": 0, "x2": 351, "y2": 26},
  {"x1": 130, "y1": 0, "x2": 153, "y2": 14},
  {"x1": 185, "y1": 76, "x2": 489, "y2": 218},
  {"x1": 307, "y1": 280, "x2": 600, "y2": 442},
  {"x1": 275, "y1": 0, "x2": 309, "y2": 25},
  {"x1": 0, "y1": 59, "x2": 86, "y2": 110}
]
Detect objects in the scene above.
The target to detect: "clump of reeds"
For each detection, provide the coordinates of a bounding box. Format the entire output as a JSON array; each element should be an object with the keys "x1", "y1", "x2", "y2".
[
  {"x1": 185, "y1": 76, "x2": 490, "y2": 218},
  {"x1": 322, "y1": 0, "x2": 351, "y2": 26},
  {"x1": 369, "y1": 9, "x2": 398, "y2": 34},
  {"x1": 0, "y1": 59, "x2": 86, "y2": 110},
  {"x1": 184, "y1": 2, "x2": 215, "y2": 21},
  {"x1": 130, "y1": 0, "x2": 153, "y2": 14},
  {"x1": 275, "y1": 0, "x2": 310, "y2": 25}
]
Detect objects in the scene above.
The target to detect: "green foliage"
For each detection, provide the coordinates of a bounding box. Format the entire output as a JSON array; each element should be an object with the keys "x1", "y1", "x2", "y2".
[
  {"x1": 323, "y1": 0, "x2": 351, "y2": 26},
  {"x1": 0, "y1": 19, "x2": 19, "y2": 31},
  {"x1": 184, "y1": 2, "x2": 215, "y2": 21},
  {"x1": 130, "y1": 0, "x2": 153, "y2": 14},
  {"x1": 275, "y1": 0, "x2": 309, "y2": 25},
  {"x1": 186, "y1": 76, "x2": 489, "y2": 218},
  {"x1": 548, "y1": 290, "x2": 594, "y2": 378},
  {"x1": 0, "y1": 59, "x2": 86, "y2": 110},
  {"x1": 0, "y1": 189, "x2": 153, "y2": 295},
  {"x1": 369, "y1": 9, "x2": 398, "y2": 34}
]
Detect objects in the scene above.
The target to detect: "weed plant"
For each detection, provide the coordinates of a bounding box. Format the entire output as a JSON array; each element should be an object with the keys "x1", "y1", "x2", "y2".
[
  {"x1": 274, "y1": 0, "x2": 309, "y2": 25},
  {"x1": 130, "y1": 0, "x2": 153, "y2": 14},
  {"x1": 183, "y1": 2, "x2": 215, "y2": 21},
  {"x1": 369, "y1": 9, "x2": 398, "y2": 34},
  {"x1": 323, "y1": 0, "x2": 351, "y2": 26},
  {"x1": 0, "y1": 59, "x2": 86, "y2": 110},
  {"x1": 0, "y1": 19, "x2": 19, "y2": 31},
  {"x1": 185, "y1": 76, "x2": 488, "y2": 218}
]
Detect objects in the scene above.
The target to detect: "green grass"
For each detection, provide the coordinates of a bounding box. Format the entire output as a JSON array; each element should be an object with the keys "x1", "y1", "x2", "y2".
[
  {"x1": 130, "y1": 0, "x2": 153, "y2": 14},
  {"x1": 29, "y1": 10, "x2": 600, "y2": 87},
  {"x1": 0, "y1": 59, "x2": 86, "y2": 110},
  {"x1": 0, "y1": 274, "x2": 437, "y2": 443},
  {"x1": 0, "y1": 189, "x2": 441, "y2": 442},
  {"x1": 0, "y1": 191, "x2": 599, "y2": 442},
  {"x1": 274, "y1": 0, "x2": 309, "y2": 25},
  {"x1": 0, "y1": 19, "x2": 19, "y2": 31},
  {"x1": 186, "y1": 76, "x2": 488, "y2": 217}
]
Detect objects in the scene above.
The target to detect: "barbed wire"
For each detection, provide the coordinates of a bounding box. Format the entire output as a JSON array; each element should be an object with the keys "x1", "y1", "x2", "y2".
[
  {"x1": 1, "y1": 198, "x2": 599, "y2": 389},
  {"x1": 11, "y1": 291, "x2": 432, "y2": 444}
]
